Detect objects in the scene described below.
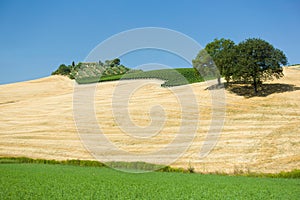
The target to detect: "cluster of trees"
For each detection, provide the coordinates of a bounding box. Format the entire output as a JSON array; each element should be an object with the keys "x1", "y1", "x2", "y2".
[
  {"x1": 193, "y1": 38, "x2": 288, "y2": 93},
  {"x1": 51, "y1": 58, "x2": 123, "y2": 79},
  {"x1": 51, "y1": 61, "x2": 76, "y2": 78},
  {"x1": 100, "y1": 58, "x2": 121, "y2": 68}
]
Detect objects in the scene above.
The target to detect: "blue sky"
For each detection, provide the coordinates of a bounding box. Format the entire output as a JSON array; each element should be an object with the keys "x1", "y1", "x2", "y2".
[{"x1": 0, "y1": 0, "x2": 299, "y2": 84}]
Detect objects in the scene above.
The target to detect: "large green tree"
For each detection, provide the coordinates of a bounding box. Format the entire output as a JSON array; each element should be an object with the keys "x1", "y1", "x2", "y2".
[
  {"x1": 235, "y1": 38, "x2": 287, "y2": 93},
  {"x1": 205, "y1": 38, "x2": 236, "y2": 84}
]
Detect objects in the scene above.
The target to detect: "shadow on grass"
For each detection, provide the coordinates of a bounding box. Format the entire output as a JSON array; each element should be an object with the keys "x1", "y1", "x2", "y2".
[{"x1": 206, "y1": 83, "x2": 300, "y2": 98}]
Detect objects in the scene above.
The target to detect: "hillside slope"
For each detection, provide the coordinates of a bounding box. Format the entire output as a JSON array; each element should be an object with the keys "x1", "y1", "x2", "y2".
[{"x1": 0, "y1": 67, "x2": 299, "y2": 173}]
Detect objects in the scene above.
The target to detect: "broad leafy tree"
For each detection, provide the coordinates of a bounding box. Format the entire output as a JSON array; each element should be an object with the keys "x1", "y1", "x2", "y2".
[
  {"x1": 193, "y1": 38, "x2": 288, "y2": 94},
  {"x1": 235, "y1": 38, "x2": 287, "y2": 93}
]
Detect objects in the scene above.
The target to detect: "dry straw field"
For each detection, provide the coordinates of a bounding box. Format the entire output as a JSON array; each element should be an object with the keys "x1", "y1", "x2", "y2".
[{"x1": 1, "y1": 66, "x2": 299, "y2": 173}]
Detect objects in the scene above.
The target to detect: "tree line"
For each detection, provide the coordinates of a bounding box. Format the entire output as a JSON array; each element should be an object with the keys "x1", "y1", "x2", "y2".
[
  {"x1": 192, "y1": 38, "x2": 288, "y2": 93},
  {"x1": 51, "y1": 58, "x2": 123, "y2": 79}
]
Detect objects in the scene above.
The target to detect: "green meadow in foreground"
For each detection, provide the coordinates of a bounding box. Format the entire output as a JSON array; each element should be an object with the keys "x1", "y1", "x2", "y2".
[{"x1": 1, "y1": 163, "x2": 299, "y2": 199}]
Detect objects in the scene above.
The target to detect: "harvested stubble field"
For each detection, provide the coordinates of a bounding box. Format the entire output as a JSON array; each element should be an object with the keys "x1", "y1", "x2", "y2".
[{"x1": 0, "y1": 66, "x2": 299, "y2": 174}]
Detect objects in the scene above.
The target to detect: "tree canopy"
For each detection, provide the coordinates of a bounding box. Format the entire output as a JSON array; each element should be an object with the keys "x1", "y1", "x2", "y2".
[
  {"x1": 234, "y1": 38, "x2": 287, "y2": 93},
  {"x1": 205, "y1": 38, "x2": 236, "y2": 84},
  {"x1": 51, "y1": 64, "x2": 71, "y2": 76},
  {"x1": 193, "y1": 38, "x2": 288, "y2": 94}
]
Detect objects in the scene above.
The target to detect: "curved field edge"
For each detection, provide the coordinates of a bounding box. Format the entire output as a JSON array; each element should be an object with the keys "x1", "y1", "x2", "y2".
[
  {"x1": 0, "y1": 163, "x2": 299, "y2": 199},
  {"x1": 96, "y1": 68, "x2": 207, "y2": 86},
  {"x1": 1, "y1": 157, "x2": 299, "y2": 178}
]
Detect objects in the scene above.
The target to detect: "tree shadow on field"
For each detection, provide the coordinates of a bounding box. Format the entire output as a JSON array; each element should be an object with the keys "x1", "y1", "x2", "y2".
[{"x1": 206, "y1": 83, "x2": 300, "y2": 98}]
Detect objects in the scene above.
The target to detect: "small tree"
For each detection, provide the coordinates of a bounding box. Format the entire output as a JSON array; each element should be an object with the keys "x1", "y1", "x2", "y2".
[
  {"x1": 235, "y1": 38, "x2": 287, "y2": 93},
  {"x1": 51, "y1": 64, "x2": 71, "y2": 76},
  {"x1": 112, "y1": 58, "x2": 120, "y2": 66},
  {"x1": 192, "y1": 49, "x2": 220, "y2": 81}
]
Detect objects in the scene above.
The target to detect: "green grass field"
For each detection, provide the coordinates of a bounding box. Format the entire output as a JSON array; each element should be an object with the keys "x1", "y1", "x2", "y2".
[
  {"x1": 1, "y1": 163, "x2": 299, "y2": 199},
  {"x1": 100, "y1": 68, "x2": 205, "y2": 87}
]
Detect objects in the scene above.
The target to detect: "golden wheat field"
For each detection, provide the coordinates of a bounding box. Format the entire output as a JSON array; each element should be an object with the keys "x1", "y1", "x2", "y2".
[{"x1": 0, "y1": 66, "x2": 299, "y2": 173}]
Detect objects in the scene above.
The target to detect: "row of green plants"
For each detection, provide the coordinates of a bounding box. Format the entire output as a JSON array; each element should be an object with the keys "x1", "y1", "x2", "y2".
[
  {"x1": 75, "y1": 76, "x2": 100, "y2": 84},
  {"x1": 100, "y1": 68, "x2": 204, "y2": 87},
  {"x1": 74, "y1": 66, "x2": 204, "y2": 86},
  {"x1": 1, "y1": 157, "x2": 299, "y2": 178}
]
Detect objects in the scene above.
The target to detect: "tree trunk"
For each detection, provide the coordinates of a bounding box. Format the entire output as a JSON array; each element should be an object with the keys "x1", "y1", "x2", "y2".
[
  {"x1": 217, "y1": 76, "x2": 221, "y2": 85},
  {"x1": 253, "y1": 77, "x2": 258, "y2": 94},
  {"x1": 225, "y1": 76, "x2": 230, "y2": 84}
]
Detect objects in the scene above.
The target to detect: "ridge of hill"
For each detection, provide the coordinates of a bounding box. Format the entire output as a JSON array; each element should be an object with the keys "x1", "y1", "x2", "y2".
[{"x1": 0, "y1": 66, "x2": 299, "y2": 173}]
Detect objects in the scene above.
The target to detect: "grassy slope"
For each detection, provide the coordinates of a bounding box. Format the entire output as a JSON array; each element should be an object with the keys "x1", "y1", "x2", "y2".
[
  {"x1": 100, "y1": 68, "x2": 205, "y2": 86},
  {"x1": 0, "y1": 163, "x2": 299, "y2": 199}
]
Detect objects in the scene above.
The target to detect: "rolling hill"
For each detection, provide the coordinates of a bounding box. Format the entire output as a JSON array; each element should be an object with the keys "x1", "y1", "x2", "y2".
[{"x1": 0, "y1": 66, "x2": 299, "y2": 173}]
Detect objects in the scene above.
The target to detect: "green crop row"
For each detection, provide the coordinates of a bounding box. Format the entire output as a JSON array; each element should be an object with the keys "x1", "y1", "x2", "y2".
[
  {"x1": 76, "y1": 67, "x2": 208, "y2": 86},
  {"x1": 100, "y1": 68, "x2": 205, "y2": 87}
]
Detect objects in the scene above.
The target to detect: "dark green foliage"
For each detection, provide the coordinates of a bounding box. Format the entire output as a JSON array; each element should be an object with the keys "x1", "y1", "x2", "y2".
[
  {"x1": 112, "y1": 58, "x2": 120, "y2": 66},
  {"x1": 100, "y1": 68, "x2": 205, "y2": 87},
  {"x1": 187, "y1": 162, "x2": 195, "y2": 173},
  {"x1": 204, "y1": 38, "x2": 236, "y2": 83},
  {"x1": 51, "y1": 64, "x2": 71, "y2": 76},
  {"x1": 1, "y1": 163, "x2": 299, "y2": 199},
  {"x1": 99, "y1": 74, "x2": 124, "y2": 82},
  {"x1": 194, "y1": 38, "x2": 288, "y2": 94},
  {"x1": 192, "y1": 38, "x2": 236, "y2": 84},
  {"x1": 235, "y1": 38, "x2": 287, "y2": 93},
  {"x1": 175, "y1": 68, "x2": 206, "y2": 83}
]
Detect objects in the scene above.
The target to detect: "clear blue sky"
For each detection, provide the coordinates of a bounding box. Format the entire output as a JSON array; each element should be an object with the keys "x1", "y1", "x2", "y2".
[{"x1": 0, "y1": 0, "x2": 299, "y2": 84}]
